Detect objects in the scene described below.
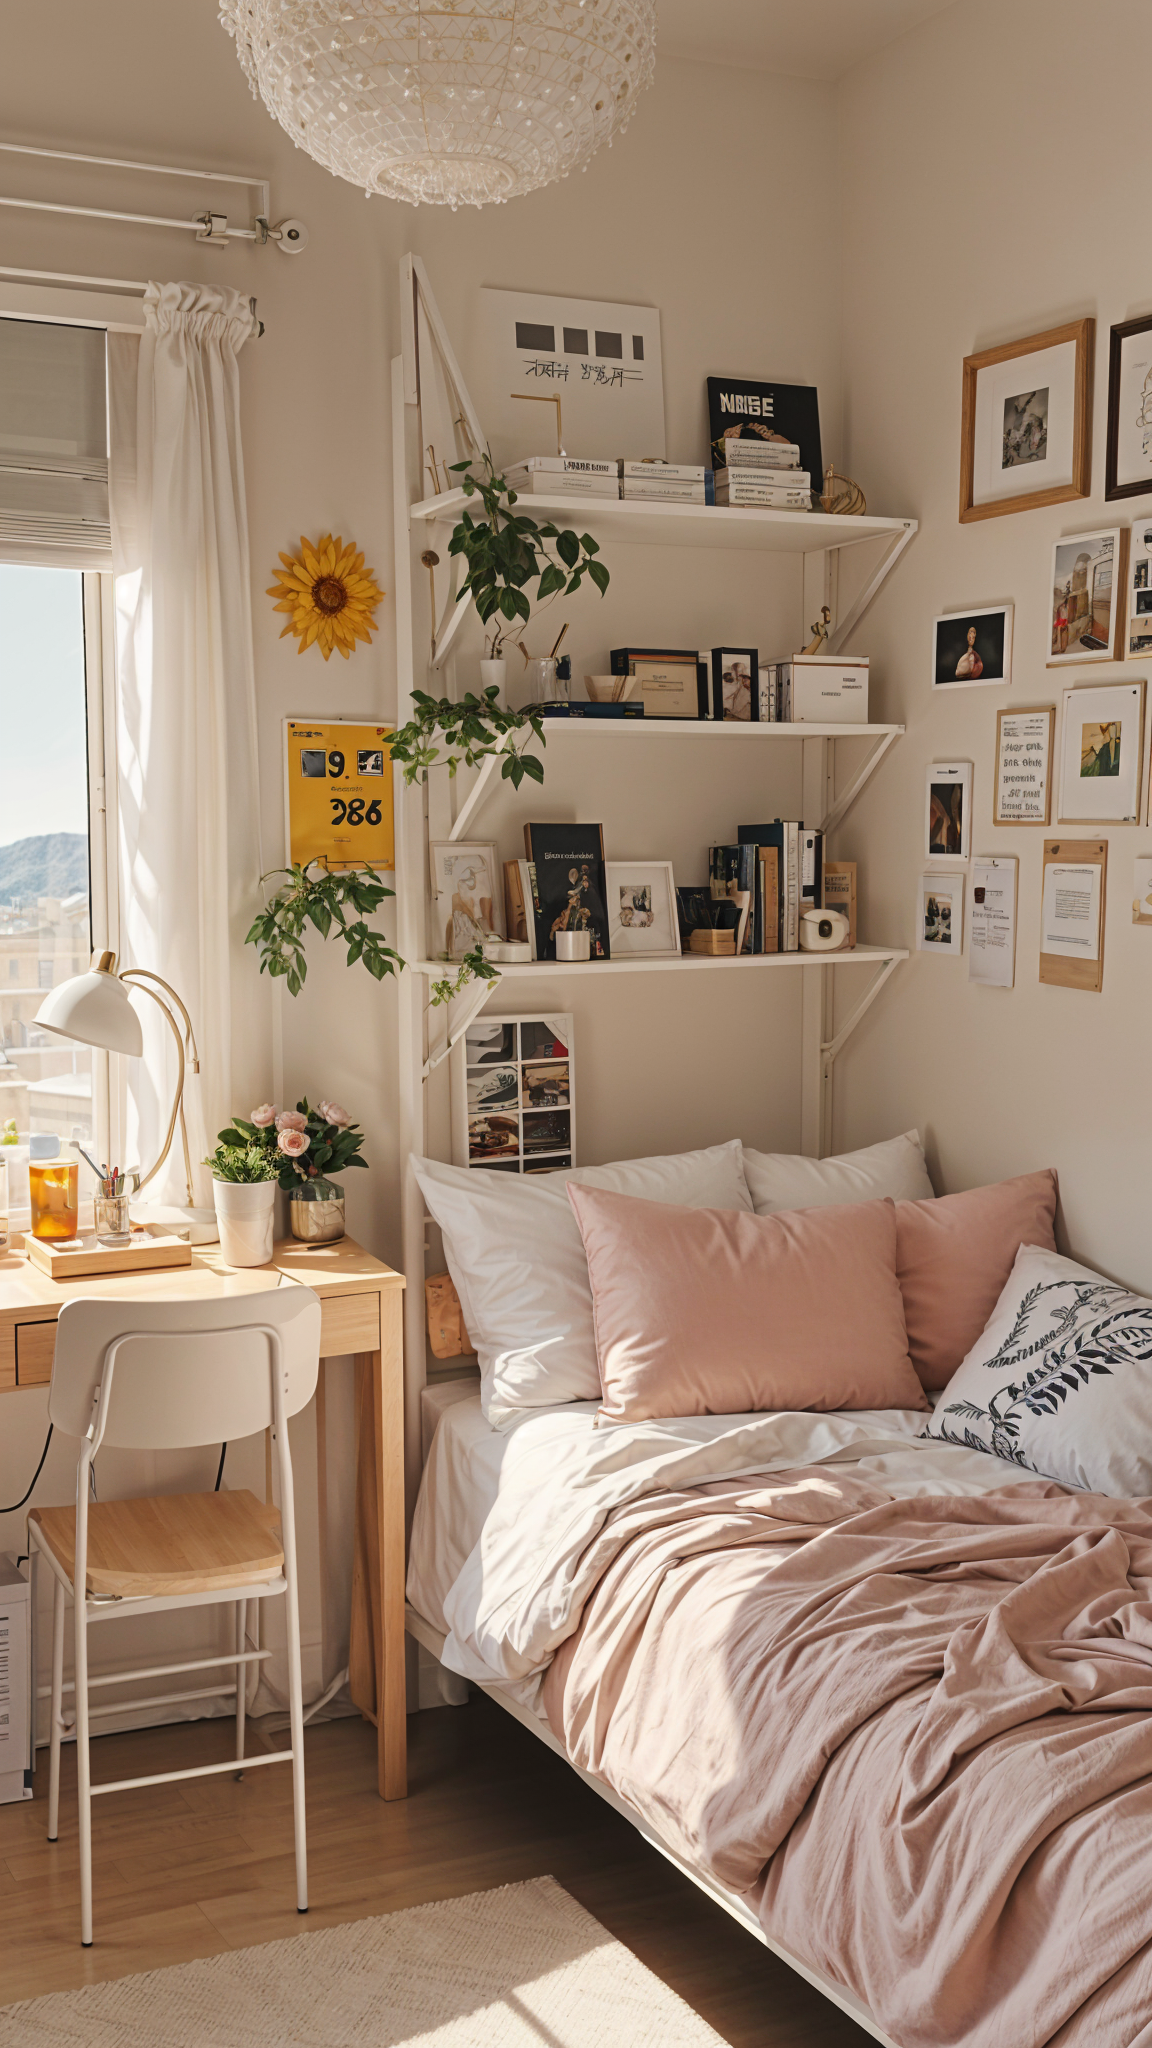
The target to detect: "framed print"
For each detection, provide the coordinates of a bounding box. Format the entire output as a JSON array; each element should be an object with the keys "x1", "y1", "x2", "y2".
[
  {"x1": 451, "y1": 1013, "x2": 575, "y2": 1172},
  {"x1": 918, "y1": 873, "x2": 964, "y2": 955},
  {"x1": 1133, "y1": 855, "x2": 1152, "y2": 926},
  {"x1": 932, "y1": 605, "x2": 1013, "y2": 689},
  {"x1": 1040, "y1": 838, "x2": 1107, "y2": 993},
  {"x1": 925, "y1": 762, "x2": 972, "y2": 862},
  {"x1": 1106, "y1": 314, "x2": 1152, "y2": 501},
  {"x1": 1057, "y1": 680, "x2": 1145, "y2": 825},
  {"x1": 1127, "y1": 521, "x2": 1152, "y2": 657},
  {"x1": 994, "y1": 706, "x2": 1054, "y2": 825},
  {"x1": 1047, "y1": 527, "x2": 1128, "y2": 664},
  {"x1": 429, "y1": 840, "x2": 505, "y2": 959},
  {"x1": 284, "y1": 716, "x2": 395, "y2": 872},
  {"x1": 960, "y1": 318, "x2": 1093, "y2": 523},
  {"x1": 604, "y1": 861, "x2": 681, "y2": 957}
]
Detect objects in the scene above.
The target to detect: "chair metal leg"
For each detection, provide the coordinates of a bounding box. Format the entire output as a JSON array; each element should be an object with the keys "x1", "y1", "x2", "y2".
[
  {"x1": 48, "y1": 1574, "x2": 65, "y2": 1843},
  {"x1": 234, "y1": 1599, "x2": 246, "y2": 1777},
  {"x1": 74, "y1": 1591, "x2": 93, "y2": 1945},
  {"x1": 285, "y1": 1585, "x2": 308, "y2": 1913}
]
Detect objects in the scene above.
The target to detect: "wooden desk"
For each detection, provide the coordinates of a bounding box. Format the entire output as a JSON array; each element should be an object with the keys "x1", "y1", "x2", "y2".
[{"x1": 0, "y1": 1234, "x2": 407, "y2": 1801}]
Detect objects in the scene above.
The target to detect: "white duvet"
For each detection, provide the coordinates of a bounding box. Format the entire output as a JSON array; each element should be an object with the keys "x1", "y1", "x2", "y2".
[{"x1": 427, "y1": 1402, "x2": 1021, "y2": 1708}]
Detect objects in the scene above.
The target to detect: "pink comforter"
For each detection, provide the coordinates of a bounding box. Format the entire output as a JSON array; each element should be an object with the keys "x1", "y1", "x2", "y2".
[{"x1": 541, "y1": 1469, "x2": 1152, "y2": 2046}]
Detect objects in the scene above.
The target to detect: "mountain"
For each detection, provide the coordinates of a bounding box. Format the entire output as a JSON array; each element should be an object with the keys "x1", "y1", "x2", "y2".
[{"x1": 0, "y1": 833, "x2": 89, "y2": 908}]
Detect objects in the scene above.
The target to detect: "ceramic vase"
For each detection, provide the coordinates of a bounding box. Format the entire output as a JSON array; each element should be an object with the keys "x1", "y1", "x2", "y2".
[{"x1": 213, "y1": 1178, "x2": 276, "y2": 1267}]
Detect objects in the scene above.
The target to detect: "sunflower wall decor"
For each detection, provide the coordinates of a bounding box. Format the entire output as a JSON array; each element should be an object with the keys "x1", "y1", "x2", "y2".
[{"x1": 268, "y1": 534, "x2": 385, "y2": 661}]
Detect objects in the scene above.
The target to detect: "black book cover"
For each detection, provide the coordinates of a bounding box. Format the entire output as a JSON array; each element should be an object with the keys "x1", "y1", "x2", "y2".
[
  {"x1": 708, "y1": 844, "x2": 757, "y2": 952},
  {"x1": 706, "y1": 376, "x2": 822, "y2": 487},
  {"x1": 523, "y1": 824, "x2": 610, "y2": 959},
  {"x1": 738, "y1": 821, "x2": 792, "y2": 952}
]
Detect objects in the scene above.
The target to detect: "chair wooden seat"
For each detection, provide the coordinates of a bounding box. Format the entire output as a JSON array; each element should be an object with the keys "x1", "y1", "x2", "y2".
[{"x1": 29, "y1": 1489, "x2": 284, "y2": 1598}]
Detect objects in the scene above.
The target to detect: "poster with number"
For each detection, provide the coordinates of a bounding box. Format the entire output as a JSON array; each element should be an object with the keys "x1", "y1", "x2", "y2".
[{"x1": 284, "y1": 718, "x2": 395, "y2": 872}]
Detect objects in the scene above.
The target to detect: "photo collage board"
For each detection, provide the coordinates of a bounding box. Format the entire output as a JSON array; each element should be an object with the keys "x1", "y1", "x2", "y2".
[{"x1": 452, "y1": 1013, "x2": 574, "y2": 1173}]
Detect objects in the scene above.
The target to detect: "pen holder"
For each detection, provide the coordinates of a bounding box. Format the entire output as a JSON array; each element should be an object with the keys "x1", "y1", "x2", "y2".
[{"x1": 94, "y1": 1194, "x2": 131, "y2": 1243}]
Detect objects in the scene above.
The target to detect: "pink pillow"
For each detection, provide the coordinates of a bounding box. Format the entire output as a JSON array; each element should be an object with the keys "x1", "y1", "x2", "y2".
[
  {"x1": 566, "y1": 1184, "x2": 927, "y2": 1425},
  {"x1": 895, "y1": 1169, "x2": 1058, "y2": 1391}
]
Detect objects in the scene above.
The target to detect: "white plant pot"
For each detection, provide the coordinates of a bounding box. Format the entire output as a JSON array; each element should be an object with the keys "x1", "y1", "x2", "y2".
[
  {"x1": 480, "y1": 658, "x2": 506, "y2": 706},
  {"x1": 213, "y1": 1178, "x2": 276, "y2": 1268}
]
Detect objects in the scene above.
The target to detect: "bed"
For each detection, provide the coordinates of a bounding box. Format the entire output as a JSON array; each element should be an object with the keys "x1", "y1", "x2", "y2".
[{"x1": 404, "y1": 1142, "x2": 1152, "y2": 2048}]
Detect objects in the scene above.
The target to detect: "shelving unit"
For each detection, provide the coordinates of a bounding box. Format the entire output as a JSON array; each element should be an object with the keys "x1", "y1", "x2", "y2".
[{"x1": 390, "y1": 253, "x2": 918, "y2": 1523}]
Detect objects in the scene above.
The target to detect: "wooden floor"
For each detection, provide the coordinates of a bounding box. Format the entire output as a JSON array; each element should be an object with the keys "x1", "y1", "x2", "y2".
[{"x1": 0, "y1": 1696, "x2": 872, "y2": 2044}]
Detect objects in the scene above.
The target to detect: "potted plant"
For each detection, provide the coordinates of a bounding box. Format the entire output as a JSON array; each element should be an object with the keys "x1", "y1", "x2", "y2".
[
  {"x1": 202, "y1": 1139, "x2": 280, "y2": 1268},
  {"x1": 213, "y1": 1098, "x2": 368, "y2": 1244}
]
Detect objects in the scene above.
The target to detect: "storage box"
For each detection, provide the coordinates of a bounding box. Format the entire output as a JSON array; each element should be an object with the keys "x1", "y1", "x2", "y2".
[
  {"x1": 0, "y1": 1555, "x2": 32, "y2": 1804},
  {"x1": 778, "y1": 654, "x2": 869, "y2": 723}
]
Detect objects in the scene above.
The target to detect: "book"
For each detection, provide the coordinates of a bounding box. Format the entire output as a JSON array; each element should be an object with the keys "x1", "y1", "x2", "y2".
[
  {"x1": 758, "y1": 848, "x2": 780, "y2": 953},
  {"x1": 714, "y1": 479, "x2": 812, "y2": 504},
  {"x1": 503, "y1": 860, "x2": 534, "y2": 953},
  {"x1": 506, "y1": 455, "x2": 618, "y2": 475},
  {"x1": 755, "y1": 664, "x2": 780, "y2": 722},
  {"x1": 823, "y1": 861, "x2": 857, "y2": 948},
  {"x1": 610, "y1": 646, "x2": 710, "y2": 719},
  {"x1": 504, "y1": 474, "x2": 621, "y2": 498},
  {"x1": 710, "y1": 647, "x2": 759, "y2": 722},
  {"x1": 709, "y1": 439, "x2": 803, "y2": 468},
  {"x1": 523, "y1": 823, "x2": 610, "y2": 960},
  {"x1": 800, "y1": 828, "x2": 825, "y2": 912},
  {"x1": 715, "y1": 467, "x2": 810, "y2": 490},
  {"x1": 623, "y1": 480, "x2": 715, "y2": 503},
  {"x1": 539, "y1": 701, "x2": 645, "y2": 718},
  {"x1": 708, "y1": 844, "x2": 758, "y2": 953},
  {"x1": 706, "y1": 376, "x2": 822, "y2": 483},
  {"x1": 621, "y1": 461, "x2": 709, "y2": 482},
  {"x1": 739, "y1": 821, "x2": 805, "y2": 950}
]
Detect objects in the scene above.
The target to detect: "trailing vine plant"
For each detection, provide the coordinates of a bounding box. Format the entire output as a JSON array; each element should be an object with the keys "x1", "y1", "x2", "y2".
[{"x1": 245, "y1": 864, "x2": 497, "y2": 1007}]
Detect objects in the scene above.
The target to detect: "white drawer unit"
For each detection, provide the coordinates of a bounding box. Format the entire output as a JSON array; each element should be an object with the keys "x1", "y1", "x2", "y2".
[{"x1": 0, "y1": 1554, "x2": 32, "y2": 1803}]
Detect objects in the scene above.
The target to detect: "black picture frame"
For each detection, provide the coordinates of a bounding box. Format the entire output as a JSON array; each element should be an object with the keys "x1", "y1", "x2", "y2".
[{"x1": 1106, "y1": 313, "x2": 1152, "y2": 502}]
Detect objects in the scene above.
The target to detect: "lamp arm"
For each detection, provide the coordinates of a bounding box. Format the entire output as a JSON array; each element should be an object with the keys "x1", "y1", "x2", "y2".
[
  {"x1": 119, "y1": 974, "x2": 191, "y2": 1205},
  {"x1": 118, "y1": 969, "x2": 200, "y2": 1070}
]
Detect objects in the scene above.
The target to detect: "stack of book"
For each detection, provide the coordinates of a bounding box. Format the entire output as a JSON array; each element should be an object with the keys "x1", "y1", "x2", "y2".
[
  {"x1": 713, "y1": 439, "x2": 812, "y2": 509},
  {"x1": 700, "y1": 823, "x2": 825, "y2": 954},
  {"x1": 620, "y1": 461, "x2": 714, "y2": 504},
  {"x1": 502, "y1": 456, "x2": 620, "y2": 500}
]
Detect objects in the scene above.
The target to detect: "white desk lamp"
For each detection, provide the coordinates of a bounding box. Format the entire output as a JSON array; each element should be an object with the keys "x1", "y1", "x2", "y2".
[{"x1": 34, "y1": 951, "x2": 218, "y2": 1242}]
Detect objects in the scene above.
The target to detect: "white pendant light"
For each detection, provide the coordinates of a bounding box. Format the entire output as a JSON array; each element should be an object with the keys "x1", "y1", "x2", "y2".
[{"x1": 220, "y1": 1, "x2": 657, "y2": 211}]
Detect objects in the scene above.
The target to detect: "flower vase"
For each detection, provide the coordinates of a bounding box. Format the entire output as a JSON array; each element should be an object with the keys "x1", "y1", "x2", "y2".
[
  {"x1": 480, "y1": 658, "x2": 506, "y2": 707},
  {"x1": 213, "y1": 1179, "x2": 276, "y2": 1267},
  {"x1": 289, "y1": 1182, "x2": 346, "y2": 1244}
]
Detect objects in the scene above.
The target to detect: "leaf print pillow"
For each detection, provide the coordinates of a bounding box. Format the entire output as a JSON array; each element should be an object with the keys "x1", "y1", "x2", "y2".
[{"x1": 921, "y1": 1242, "x2": 1152, "y2": 1496}]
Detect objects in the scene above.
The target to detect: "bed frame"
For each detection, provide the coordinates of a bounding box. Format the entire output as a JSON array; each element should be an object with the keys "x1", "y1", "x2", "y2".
[{"x1": 392, "y1": 255, "x2": 901, "y2": 2048}]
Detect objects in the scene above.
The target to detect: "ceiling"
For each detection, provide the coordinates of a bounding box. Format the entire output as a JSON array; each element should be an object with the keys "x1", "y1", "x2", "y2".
[{"x1": 657, "y1": 0, "x2": 955, "y2": 80}]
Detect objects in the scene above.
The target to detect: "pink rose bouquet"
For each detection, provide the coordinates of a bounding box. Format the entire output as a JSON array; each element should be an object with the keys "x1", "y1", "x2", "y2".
[{"x1": 211, "y1": 1095, "x2": 367, "y2": 1197}]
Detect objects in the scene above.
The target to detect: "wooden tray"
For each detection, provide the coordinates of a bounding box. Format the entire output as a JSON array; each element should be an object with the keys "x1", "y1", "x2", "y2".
[{"x1": 23, "y1": 1228, "x2": 193, "y2": 1281}]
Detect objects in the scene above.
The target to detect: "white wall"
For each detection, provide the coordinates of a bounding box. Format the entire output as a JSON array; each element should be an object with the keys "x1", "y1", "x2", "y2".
[{"x1": 834, "y1": 0, "x2": 1152, "y2": 1293}]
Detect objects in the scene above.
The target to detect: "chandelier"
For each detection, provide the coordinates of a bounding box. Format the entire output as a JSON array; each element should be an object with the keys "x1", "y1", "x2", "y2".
[{"x1": 220, "y1": 2, "x2": 657, "y2": 211}]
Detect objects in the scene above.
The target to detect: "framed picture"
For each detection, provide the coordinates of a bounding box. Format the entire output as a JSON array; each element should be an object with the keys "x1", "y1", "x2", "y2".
[
  {"x1": 932, "y1": 605, "x2": 1013, "y2": 689},
  {"x1": 917, "y1": 873, "x2": 964, "y2": 955},
  {"x1": 604, "y1": 861, "x2": 681, "y2": 957},
  {"x1": 429, "y1": 841, "x2": 505, "y2": 960},
  {"x1": 1133, "y1": 855, "x2": 1152, "y2": 927},
  {"x1": 959, "y1": 318, "x2": 1093, "y2": 523},
  {"x1": 1126, "y1": 522, "x2": 1152, "y2": 658},
  {"x1": 925, "y1": 762, "x2": 972, "y2": 863},
  {"x1": 1047, "y1": 527, "x2": 1128, "y2": 665},
  {"x1": 994, "y1": 706, "x2": 1054, "y2": 825},
  {"x1": 1057, "y1": 680, "x2": 1145, "y2": 825},
  {"x1": 451, "y1": 1013, "x2": 575, "y2": 1172},
  {"x1": 1106, "y1": 314, "x2": 1152, "y2": 501}
]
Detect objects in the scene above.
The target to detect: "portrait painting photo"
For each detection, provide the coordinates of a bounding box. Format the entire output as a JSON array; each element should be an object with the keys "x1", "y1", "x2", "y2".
[
  {"x1": 1081, "y1": 721, "x2": 1121, "y2": 779},
  {"x1": 932, "y1": 605, "x2": 1012, "y2": 690},
  {"x1": 1002, "y1": 387, "x2": 1048, "y2": 468}
]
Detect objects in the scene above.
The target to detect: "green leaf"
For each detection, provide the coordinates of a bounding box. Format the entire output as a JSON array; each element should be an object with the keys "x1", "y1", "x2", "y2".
[
  {"x1": 521, "y1": 752, "x2": 545, "y2": 783},
  {"x1": 555, "y1": 529, "x2": 580, "y2": 568},
  {"x1": 588, "y1": 559, "x2": 610, "y2": 596}
]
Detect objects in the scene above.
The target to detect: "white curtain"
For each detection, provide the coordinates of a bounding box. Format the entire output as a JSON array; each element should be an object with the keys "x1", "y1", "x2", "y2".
[{"x1": 108, "y1": 283, "x2": 262, "y2": 1207}]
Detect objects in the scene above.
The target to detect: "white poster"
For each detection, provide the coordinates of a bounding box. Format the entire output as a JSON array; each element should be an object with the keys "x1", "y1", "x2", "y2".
[
  {"x1": 969, "y1": 858, "x2": 1017, "y2": 987},
  {"x1": 995, "y1": 709, "x2": 1051, "y2": 824},
  {"x1": 474, "y1": 288, "x2": 665, "y2": 465},
  {"x1": 1041, "y1": 861, "x2": 1100, "y2": 961},
  {"x1": 971, "y1": 339, "x2": 1077, "y2": 507}
]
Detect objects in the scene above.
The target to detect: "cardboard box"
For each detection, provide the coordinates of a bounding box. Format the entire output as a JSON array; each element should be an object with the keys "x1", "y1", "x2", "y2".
[{"x1": 779, "y1": 654, "x2": 869, "y2": 723}]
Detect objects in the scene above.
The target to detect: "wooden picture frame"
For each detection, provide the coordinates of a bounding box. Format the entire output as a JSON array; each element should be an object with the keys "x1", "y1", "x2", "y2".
[
  {"x1": 1057, "y1": 679, "x2": 1145, "y2": 826},
  {"x1": 1040, "y1": 838, "x2": 1107, "y2": 993},
  {"x1": 1106, "y1": 313, "x2": 1152, "y2": 501},
  {"x1": 1133, "y1": 855, "x2": 1152, "y2": 927},
  {"x1": 1046, "y1": 526, "x2": 1128, "y2": 666},
  {"x1": 994, "y1": 706, "x2": 1054, "y2": 826},
  {"x1": 960, "y1": 318, "x2": 1093, "y2": 523}
]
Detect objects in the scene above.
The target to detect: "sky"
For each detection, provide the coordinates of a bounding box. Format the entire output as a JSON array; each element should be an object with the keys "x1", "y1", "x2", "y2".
[{"x1": 0, "y1": 563, "x2": 89, "y2": 850}]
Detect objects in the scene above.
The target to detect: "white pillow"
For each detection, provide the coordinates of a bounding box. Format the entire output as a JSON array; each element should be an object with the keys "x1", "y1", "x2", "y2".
[
  {"x1": 741, "y1": 1131, "x2": 934, "y2": 1216},
  {"x1": 922, "y1": 1243, "x2": 1152, "y2": 1496},
  {"x1": 413, "y1": 1142, "x2": 753, "y2": 1428}
]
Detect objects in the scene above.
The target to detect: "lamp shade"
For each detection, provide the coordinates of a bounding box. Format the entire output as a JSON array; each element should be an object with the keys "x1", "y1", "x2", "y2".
[{"x1": 35, "y1": 967, "x2": 143, "y2": 1057}]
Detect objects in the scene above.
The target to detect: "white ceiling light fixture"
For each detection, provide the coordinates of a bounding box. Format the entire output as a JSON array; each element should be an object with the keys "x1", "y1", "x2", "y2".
[{"x1": 219, "y1": 1, "x2": 658, "y2": 212}]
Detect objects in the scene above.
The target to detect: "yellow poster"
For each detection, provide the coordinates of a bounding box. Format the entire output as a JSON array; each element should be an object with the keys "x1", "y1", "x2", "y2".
[{"x1": 284, "y1": 719, "x2": 395, "y2": 872}]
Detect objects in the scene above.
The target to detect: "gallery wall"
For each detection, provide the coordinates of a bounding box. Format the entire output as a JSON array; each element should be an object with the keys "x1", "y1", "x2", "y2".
[{"x1": 834, "y1": 0, "x2": 1152, "y2": 1290}]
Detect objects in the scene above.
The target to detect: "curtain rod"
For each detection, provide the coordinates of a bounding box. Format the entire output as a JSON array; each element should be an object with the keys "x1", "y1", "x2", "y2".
[
  {"x1": 0, "y1": 139, "x2": 271, "y2": 224},
  {"x1": 0, "y1": 264, "x2": 265, "y2": 336},
  {"x1": 0, "y1": 141, "x2": 306, "y2": 252}
]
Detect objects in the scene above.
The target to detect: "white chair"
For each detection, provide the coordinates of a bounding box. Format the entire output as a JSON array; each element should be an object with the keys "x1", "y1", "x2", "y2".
[{"x1": 26, "y1": 1284, "x2": 320, "y2": 1947}]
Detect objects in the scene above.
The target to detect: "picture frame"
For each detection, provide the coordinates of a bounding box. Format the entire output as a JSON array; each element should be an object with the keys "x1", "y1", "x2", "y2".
[
  {"x1": 932, "y1": 605, "x2": 1013, "y2": 690},
  {"x1": 1047, "y1": 527, "x2": 1128, "y2": 665},
  {"x1": 925, "y1": 762, "x2": 972, "y2": 863},
  {"x1": 917, "y1": 873, "x2": 964, "y2": 956},
  {"x1": 428, "y1": 840, "x2": 505, "y2": 959},
  {"x1": 994, "y1": 706, "x2": 1054, "y2": 826},
  {"x1": 1057, "y1": 680, "x2": 1146, "y2": 826},
  {"x1": 1040, "y1": 838, "x2": 1107, "y2": 994},
  {"x1": 1126, "y1": 521, "x2": 1152, "y2": 658},
  {"x1": 451, "y1": 1013, "x2": 575, "y2": 1173},
  {"x1": 959, "y1": 318, "x2": 1093, "y2": 524},
  {"x1": 1132, "y1": 855, "x2": 1152, "y2": 927},
  {"x1": 605, "y1": 861, "x2": 681, "y2": 957},
  {"x1": 1106, "y1": 314, "x2": 1152, "y2": 501}
]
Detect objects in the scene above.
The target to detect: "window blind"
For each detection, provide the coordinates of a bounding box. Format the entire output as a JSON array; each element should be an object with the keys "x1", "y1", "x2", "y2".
[{"x1": 0, "y1": 317, "x2": 111, "y2": 571}]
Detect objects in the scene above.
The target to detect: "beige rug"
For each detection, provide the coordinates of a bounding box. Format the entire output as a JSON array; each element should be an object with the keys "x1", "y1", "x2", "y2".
[{"x1": 0, "y1": 1877, "x2": 730, "y2": 2047}]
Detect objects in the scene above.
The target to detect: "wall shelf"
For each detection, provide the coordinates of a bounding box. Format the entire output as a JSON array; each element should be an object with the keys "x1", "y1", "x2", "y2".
[
  {"x1": 413, "y1": 946, "x2": 907, "y2": 979},
  {"x1": 411, "y1": 488, "x2": 917, "y2": 559}
]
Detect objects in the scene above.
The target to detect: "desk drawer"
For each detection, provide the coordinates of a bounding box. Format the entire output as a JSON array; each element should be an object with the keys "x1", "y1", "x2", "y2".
[
  {"x1": 320, "y1": 1292, "x2": 379, "y2": 1357},
  {"x1": 16, "y1": 1321, "x2": 56, "y2": 1386}
]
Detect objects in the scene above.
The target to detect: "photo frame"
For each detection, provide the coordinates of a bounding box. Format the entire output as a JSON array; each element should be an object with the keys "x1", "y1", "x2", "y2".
[
  {"x1": 451, "y1": 1013, "x2": 575, "y2": 1172},
  {"x1": 917, "y1": 873, "x2": 964, "y2": 956},
  {"x1": 932, "y1": 605, "x2": 1013, "y2": 690},
  {"x1": 1106, "y1": 314, "x2": 1152, "y2": 501},
  {"x1": 604, "y1": 861, "x2": 681, "y2": 957},
  {"x1": 428, "y1": 841, "x2": 505, "y2": 959},
  {"x1": 1133, "y1": 855, "x2": 1152, "y2": 927},
  {"x1": 1126, "y1": 522, "x2": 1152, "y2": 658},
  {"x1": 925, "y1": 762, "x2": 972, "y2": 863},
  {"x1": 1057, "y1": 680, "x2": 1145, "y2": 825},
  {"x1": 960, "y1": 318, "x2": 1093, "y2": 523},
  {"x1": 994, "y1": 706, "x2": 1054, "y2": 826},
  {"x1": 1047, "y1": 527, "x2": 1128, "y2": 665}
]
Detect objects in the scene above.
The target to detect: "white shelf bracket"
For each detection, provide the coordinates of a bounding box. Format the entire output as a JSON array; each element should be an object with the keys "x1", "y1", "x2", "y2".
[
  {"x1": 826, "y1": 522, "x2": 917, "y2": 656},
  {"x1": 819, "y1": 728, "x2": 902, "y2": 835},
  {"x1": 421, "y1": 968, "x2": 500, "y2": 1080},
  {"x1": 448, "y1": 752, "x2": 502, "y2": 843},
  {"x1": 817, "y1": 951, "x2": 904, "y2": 1156}
]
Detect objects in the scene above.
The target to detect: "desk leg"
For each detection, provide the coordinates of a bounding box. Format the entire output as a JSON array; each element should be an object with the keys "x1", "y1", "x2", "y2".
[{"x1": 348, "y1": 1294, "x2": 407, "y2": 1799}]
